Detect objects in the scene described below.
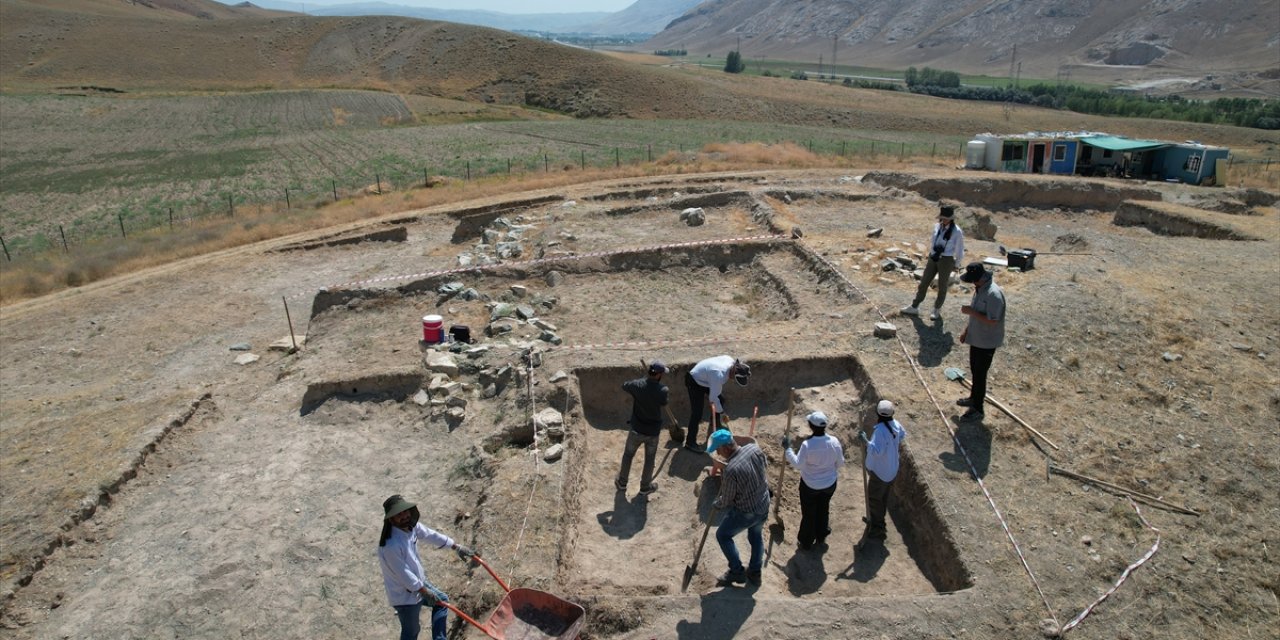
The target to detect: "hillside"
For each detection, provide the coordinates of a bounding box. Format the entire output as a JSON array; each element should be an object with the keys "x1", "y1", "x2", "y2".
[
  {"x1": 304, "y1": 2, "x2": 609, "y2": 33},
  {"x1": 571, "y1": 0, "x2": 702, "y2": 36},
  {"x1": 0, "y1": 0, "x2": 718, "y2": 117},
  {"x1": 647, "y1": 0, "x2": 1280, "y2": 97},
  {"x1": 0, "y1": 0, "x2": 291, "y2": 20},
  {"x1": 8, "y1": 0, "x2": 1279, "y2": 134}
]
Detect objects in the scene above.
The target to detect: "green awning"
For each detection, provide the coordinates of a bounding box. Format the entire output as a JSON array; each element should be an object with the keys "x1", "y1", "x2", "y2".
[{"x1": 1079, "y1": 136, "x2": 1168, "y2": 152}]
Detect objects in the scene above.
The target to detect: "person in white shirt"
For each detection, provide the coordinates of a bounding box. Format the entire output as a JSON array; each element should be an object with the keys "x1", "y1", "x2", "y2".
[
  {"x1": 378, "y1": 495, "x2": 475, "y2": 640},
  {"x1": 782, "y1": 411, "x2": 845, "y2": 550},
  {"x1": 858, "y1": 401, "x2": 907, "y2": 548},
  {"x1": 902, "y1": 204, "x2": 965, "y2": 321},
  {"x1": 683, "y1": 355, "x2": 751, "y2": 452}
]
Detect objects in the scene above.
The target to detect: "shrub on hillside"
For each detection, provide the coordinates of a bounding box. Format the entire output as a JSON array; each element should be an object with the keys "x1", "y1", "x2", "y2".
[{"x1": 724, "y1": 51, "x2": 745, "y2": 74}]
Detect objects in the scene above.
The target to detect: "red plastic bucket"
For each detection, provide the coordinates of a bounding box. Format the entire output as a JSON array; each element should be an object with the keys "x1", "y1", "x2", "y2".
[{"x1": 422, "y1": 315, "x2": 444, "y2": 343}]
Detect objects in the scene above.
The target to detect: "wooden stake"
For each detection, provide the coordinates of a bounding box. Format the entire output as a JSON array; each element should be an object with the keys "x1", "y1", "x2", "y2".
[
  {"x1": 282, "y1": 296, "x2": 298, "y2": 352},
  {"x1": 1049, "y1": 465, "x2": 1199, "y2": 516},
  {"x1": 774, "y1": 388, "x2": 793, "y2": 522},
  {"x1": 954, "y1": 376, "x2": 1060, "y2": 450}
]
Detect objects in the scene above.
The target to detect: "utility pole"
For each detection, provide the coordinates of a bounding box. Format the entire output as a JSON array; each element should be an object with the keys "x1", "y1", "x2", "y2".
[
  {"x1": 819, "y1": 54, "x2": 823, "y2": 76},
  {"x1": 832, "y1": 35, "x2": 838, "y2": 71},
  {"x1": 1009, "y1": 44, "x2": 1017, "y2": 88}
]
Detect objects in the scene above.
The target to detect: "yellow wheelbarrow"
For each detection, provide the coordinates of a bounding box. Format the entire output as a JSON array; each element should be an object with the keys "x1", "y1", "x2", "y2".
[{"x1": 441, "y1": 555, "x2": 585, "y2": 640}]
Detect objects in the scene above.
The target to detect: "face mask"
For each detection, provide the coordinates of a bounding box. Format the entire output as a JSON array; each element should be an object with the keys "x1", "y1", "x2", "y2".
[{"x1": 395, "y1": 507, "x2": 420, "y2": 531}]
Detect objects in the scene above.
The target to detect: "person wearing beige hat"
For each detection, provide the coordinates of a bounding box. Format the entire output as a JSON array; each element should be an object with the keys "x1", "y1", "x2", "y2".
[{"x1": 378, "y1": 495, "x2": 475, "y2": 640}]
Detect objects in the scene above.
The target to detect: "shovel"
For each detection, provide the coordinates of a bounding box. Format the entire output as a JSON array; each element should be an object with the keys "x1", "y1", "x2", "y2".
[
  {"x1": 773, "y1": 388, "x2": 793, "y2": 524},
  {"x1": 943, "y1": 367, "x2": 1060, "y2": 450},
  {"x1": 681, "y1": 480, "x2": 724, "y2": 592}
]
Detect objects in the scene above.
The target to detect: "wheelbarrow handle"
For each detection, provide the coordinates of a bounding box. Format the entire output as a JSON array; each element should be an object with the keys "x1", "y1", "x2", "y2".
[
  {"x1": 471, "y1": 554, "x2": 512, "y2": 593},
  {"x1": 440, "y1": 601, "x2": 500, "y2": 640}
]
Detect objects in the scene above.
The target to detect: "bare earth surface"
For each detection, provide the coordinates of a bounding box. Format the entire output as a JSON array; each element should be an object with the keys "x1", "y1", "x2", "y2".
[{"x1": 1, "y1": 168, "x2": 1277, "y2": 640}]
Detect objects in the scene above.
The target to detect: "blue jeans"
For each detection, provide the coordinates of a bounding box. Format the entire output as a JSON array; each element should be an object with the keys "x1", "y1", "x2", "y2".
[
  {"x1": 715, "y1": 507, "x2": 767, "y2": 574},
  {"x1": 393, "y1": 601, "x2": 448, "y2": 640}
]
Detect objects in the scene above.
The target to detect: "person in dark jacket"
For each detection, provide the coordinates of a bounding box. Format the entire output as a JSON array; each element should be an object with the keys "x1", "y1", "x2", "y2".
[{"x1": 615, "y1": 360, "x2": 670, "y2": 495}]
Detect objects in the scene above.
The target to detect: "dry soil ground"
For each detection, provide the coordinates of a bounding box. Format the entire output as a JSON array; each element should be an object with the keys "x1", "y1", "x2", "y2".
[{"x1": 0, "y1": 168, "x2": 1277, "y2": 640}]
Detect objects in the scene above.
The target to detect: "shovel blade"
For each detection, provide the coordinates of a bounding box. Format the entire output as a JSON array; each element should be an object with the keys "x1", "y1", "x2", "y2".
[
  {"x1": 944, "y1": 367, "x2": 966, "y2": 381},
  {"x1": 680, "y1": 564, "x2": 696, "y2": 593}
]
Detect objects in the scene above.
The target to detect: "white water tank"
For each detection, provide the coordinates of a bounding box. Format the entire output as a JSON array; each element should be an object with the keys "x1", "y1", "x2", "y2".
[{"x1": 964, "y1": 140, "x2": 987, "y2": 169}]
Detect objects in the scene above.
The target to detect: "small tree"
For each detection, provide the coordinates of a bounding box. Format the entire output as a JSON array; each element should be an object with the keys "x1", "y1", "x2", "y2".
[{"x1": 724, "y1": 50, "x2": 745, "y2": 74}]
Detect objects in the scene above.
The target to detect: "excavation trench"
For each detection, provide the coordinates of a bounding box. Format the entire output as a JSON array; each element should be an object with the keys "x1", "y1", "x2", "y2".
[{"x1": 568, "y1": 357, "x2": 972, "y2": 597}]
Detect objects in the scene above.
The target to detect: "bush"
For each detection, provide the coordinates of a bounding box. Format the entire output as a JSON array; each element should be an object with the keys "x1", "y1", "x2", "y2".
[
  {"x1": 790, "y1": 70, "x2": 808, "y2": 80},
  {"x1": 724, "y1": 51, "x2": 745, "y2": 74}
]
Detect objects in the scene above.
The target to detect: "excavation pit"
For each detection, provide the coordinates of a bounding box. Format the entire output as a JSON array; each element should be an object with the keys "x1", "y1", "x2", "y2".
[
  {"x1": 306, "y1": 239, "x2": 802, "y2": 346},
  {"x1": 569, "y1": 357, "x2": 972, "y2": 598}
]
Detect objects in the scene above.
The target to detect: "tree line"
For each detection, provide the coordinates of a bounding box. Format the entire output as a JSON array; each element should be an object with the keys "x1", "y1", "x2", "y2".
[{"x1": 904, "y1": 66, "x2": 1279, "y2": 130}]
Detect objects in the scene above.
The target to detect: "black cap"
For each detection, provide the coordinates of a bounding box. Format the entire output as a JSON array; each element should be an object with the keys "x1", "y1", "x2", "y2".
[
  {"x1": 648, "y1": 360, "x2": 668, "y2": 374},
  {"x1": 939, "y1": 205, "x2": 955, "y2": 219},
  {"x1": 959, "y1": 262, "x2": 989, "y2": 284}
]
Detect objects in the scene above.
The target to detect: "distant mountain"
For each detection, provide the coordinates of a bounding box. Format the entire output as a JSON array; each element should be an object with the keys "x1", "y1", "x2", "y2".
[
  {"x1": 571, "y1": 0, "x2": 703, "y2": 36},
  {"x1": 647, "y1": 0, "x2": 1280, "y2": 96},
  {"x1": 241, "y1": 1, "x2": 608, "y2": 32}
]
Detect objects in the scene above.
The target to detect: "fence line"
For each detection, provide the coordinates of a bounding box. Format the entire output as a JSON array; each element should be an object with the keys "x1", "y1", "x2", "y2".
[{"x1": 1, "y1": 138, "x2": 1268, "y2": 262}]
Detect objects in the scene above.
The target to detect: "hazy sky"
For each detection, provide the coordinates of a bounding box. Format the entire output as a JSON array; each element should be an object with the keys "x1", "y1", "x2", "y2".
[{"x1": 292, "y1": 0, "x2": 636, "y2": 11}]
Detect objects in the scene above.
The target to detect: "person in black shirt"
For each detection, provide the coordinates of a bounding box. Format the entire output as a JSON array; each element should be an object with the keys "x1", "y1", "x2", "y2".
[{"x1": 615, "y1": 360, "x2": 670, "y2": 495}]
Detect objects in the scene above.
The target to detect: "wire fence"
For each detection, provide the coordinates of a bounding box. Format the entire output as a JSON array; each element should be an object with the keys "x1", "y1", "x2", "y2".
[{"x1": 0, "y1": 137, "x2": 965, "y2": 262}]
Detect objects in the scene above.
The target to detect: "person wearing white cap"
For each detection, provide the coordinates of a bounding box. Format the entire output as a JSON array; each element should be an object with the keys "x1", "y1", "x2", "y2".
[
  {"x1": 378, "y1": 495, "x2": 475, "y2": 640},
  {"x1": 707, "y1": 428, "x2": 770, "y2": 586},
  {"x1": 782, "y1": 410, "x2": 845, "y2": 550},
  {"x1": 858, "y1": 401, "x2": 907, "y2": 547}
]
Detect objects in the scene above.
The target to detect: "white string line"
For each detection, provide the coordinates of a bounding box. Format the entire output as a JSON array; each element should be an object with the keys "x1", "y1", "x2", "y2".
[
  {"x1": 793, "y1": 236, "x2": 1062, "y2": 626},
  {"x1": 1059, "y1": 499, "x2": 1162, "y2": 634},
  {"x1": 510, "y1": 350, "x2": 541, "y2": 587},
  {"x1": 288, "y1": 234, "x2": 786, "y2": 299}
]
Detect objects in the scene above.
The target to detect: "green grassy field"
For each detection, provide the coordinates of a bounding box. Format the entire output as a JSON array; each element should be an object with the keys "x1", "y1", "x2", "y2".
[
  {"x1": 0, "y1": 89, "x2": 967, "y2": 256},
  {"x1": 672, "y1": 57, "x2": 1112, "y2": 91}
]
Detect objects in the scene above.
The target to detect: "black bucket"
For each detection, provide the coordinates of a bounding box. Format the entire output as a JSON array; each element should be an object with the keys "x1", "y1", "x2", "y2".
[
  {"x1": 1007, "y1": 249, "x2": 1037, "y2": 271},
  {"x1": 449, "y1": 325, "x2": 473, "y2": 344}
]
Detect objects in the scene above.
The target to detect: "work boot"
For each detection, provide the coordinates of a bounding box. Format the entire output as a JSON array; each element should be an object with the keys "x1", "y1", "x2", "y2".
[
  {"x1": 956, "y1": 397, "x2": 975, "y2": 407},
  {"x1": 640, "y1": 483, "x2": 659, "y2": 495},
  {"x1": 746, "y1": 569, "x2": 762, "y2": 586},
  {"x1": 900, "y1": 305, "x2": 920, "y2": 316},
  {"x1": 930, "y1": 308, "x2": 941, "y2": 320},
  {"x1": 614, "y1": 478, "x2": 626, "y2": 492},
  {"x1": 684, "y1": 442, "x2": 703, "y2": 453},
  {"x1": 716, "y1": 569, "x2": 747, "y2": 586}
]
